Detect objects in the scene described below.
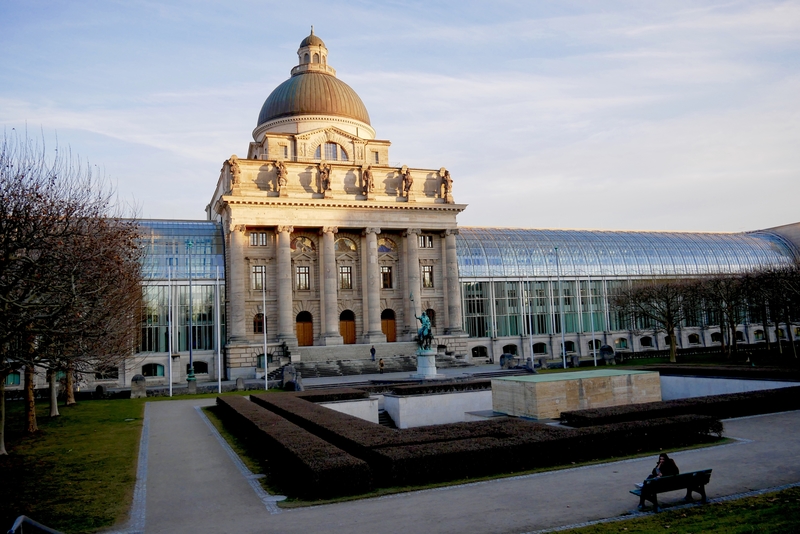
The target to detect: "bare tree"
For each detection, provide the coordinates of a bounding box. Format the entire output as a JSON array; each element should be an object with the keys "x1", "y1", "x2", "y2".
[
  {"x1": 0, "y1": 131, "x2": 141, "y2": 455},
  {"x1": 614, "y1": 279, "x2": 691, "y2": 363}
]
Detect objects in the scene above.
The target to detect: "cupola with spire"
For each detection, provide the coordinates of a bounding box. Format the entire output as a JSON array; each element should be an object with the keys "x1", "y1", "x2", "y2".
[{"x1": 291, "y1": 26, "x2": 335, "y2": 76}]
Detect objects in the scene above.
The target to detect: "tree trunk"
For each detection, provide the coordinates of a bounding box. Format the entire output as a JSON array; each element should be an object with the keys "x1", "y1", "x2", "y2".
[
  {"x1": 669, "y1": 328, "x2": 677, "y2": 363},
  {"x1": 48, "y1": 369, "x2": 60, "y2": 418},
  {"x1": 762, "y1": 303, "x2": 772, "y2": 351},
  {"x1": 785, "y1": 309, "x2": 797, "y2": 359},
  {"x1": 0, "y1": 374, "x2": 7, "y2": 455},
  {"x1": 24, "y1": 364, "x2": 38, "y2": 434},
  {"x1": 718, "y1": 307, "x2": 727, "y2": 357},
  {"x1": 65, "y1": 363, "x2": 76, "y2": 406}
]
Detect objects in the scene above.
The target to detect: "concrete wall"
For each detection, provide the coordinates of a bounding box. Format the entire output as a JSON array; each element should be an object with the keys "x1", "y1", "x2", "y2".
[
  {"x1": 384, "y1": 390, "x2": 492, "y2": 429},
  {"x1": 319, "y1": 396, "x2": 379, "y2": 423},
  {"x1": 660, "y1": 376, "x2": 799, "y2": 401}
]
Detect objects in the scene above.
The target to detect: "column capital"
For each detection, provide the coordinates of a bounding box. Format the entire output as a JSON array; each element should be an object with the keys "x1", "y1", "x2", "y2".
[
  {"x1": 404, "y1": 228, "x2": 422, "y2": 236},
  {"x1": 321, "y1": 226, "x2": 338, "y2": 235},
  {"x1": 443, "y1": 229, "x2": 459, "y2": 237},
  {"x1": 363, "y1": 227, "x2": 381, "y2": 236},
  {"x1": 232, "y1": 224, "x2": 247, "y2": 234},
  {"x1": 276, "y1": 225, "x2": 294, "y2": 235}
]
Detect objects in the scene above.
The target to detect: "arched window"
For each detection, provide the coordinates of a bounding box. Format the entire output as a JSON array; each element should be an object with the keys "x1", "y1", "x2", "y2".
[
  {"x1": 533, "y1": 343, "x2": 548, "y2": 355},
  {"x1": 189, "y1": 361, "x2": 208, "y2": 374},
  {"x1": 664, "y1": 337, "x2": 672, "y2": 346},
  {"x1": 640, "y1": 336, "x2": 653, "y2": 348},
  {"x1": 777, "y1": 328, "x2": 786, "y2": 339},
  {"x1": 614, "y1": 338, "x2": 628, "y2": 350},
  {"x1": 426, "y1": 309, "x2": 436, "y2": 328},
  {"x1": 563, "y1": 341, "x2": 575, "y2": 353},
  {"x1": 314, "y1": 142, "x2": 348, "y2": 161},
  {"x1": 142, "y1": 363, "x2": 164, "y2": 377},
  {"x1": 735, "y1": 331, "x2": 745, "y2": 342},
  {"x1": 754, "y1": 329, "x2": 765, "y2": 341},
  {"x1": 313, "y1": 53, "x2": 319, "y2": 63},
  {"x1": 688, "y1": 333, "x2": 700, "y2": 344},
  {"x1": 303, "y1": 53, "x2": 309, "y2": 63},
  {"x1": 711, "y1": 332, "x2": 722, "y2": 343},
  {"x1": 472, "y1": 346, "x2": 488, "y2": 358},
  {"x1": 587, "y1": 339, "x2": 601, "y2": 350},
  {"x1": 502, "y1": 344, "x2": 517, "y2": 355},
  {"x1": 254, "y1": 313, "x2": 265, "y2": 334}
]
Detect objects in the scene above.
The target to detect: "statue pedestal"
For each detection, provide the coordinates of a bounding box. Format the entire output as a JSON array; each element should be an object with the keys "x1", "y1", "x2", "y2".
[{"x1": 410, "y1": 349, "x2": 446, "y2": 380}]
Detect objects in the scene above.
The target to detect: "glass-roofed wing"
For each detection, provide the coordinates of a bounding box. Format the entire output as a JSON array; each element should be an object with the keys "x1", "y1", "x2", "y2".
[
  {"x1": 456, "y1": 227, "x2": 797, "y2": 279},
  {"x1": 137, "y1": 220, "x2": 225, "y2": 280}
]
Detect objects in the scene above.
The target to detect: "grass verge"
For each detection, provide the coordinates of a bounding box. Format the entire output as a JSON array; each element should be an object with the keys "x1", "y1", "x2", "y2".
[
  {"x1": 0, "y1": 398, "x2": 145, "y2": 533},
  {"x1": 565, "y1": 486, "x2": 800, "y2": 533}
]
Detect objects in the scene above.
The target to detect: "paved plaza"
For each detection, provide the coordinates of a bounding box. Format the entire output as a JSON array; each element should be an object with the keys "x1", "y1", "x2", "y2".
[{"x1": 123, "y1": 377, "x2": 800, "y2": 534}]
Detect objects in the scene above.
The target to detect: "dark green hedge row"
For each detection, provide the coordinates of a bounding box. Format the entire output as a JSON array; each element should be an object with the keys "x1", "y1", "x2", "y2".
[
  {"x1": 560, "y1": 386, "x2": 800, "y2": 427},
  {"x1": 248, "y1": 392, "x2": 722, "y2": 488},
  {"x1": 375, "y1": 415, "x2": 720, "y2": 486},
  {"x1": 294, "y1": 388, "x2": 370, "y2": 403},
  {"x1": 388, "y1": 380, "x2": 492, "y2": 396},
  {"x1": 215, "y1": 396, "x2": 372, "y2": 498}
]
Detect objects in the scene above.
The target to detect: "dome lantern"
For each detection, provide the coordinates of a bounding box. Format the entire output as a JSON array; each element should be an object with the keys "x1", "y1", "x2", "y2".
[{"x1": 292, "y1": 26, "x2": 335, "y2": 77}]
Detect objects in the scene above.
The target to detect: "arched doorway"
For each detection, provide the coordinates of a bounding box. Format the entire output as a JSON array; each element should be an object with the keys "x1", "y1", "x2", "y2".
[
  {"x1": 381, "y1": 309, "x2": 396, "y2": 342},
  {"x1": 296, "y1": 311, "x2": 313, "y2": 346},
  {"x1": 339, "y1": 310, "x2": 356, "y2": 344}
]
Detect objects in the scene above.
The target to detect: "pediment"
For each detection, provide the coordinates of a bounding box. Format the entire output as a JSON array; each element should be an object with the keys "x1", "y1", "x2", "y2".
[{"x1": 296, "y1": 126, "x2": 360, "y2": 143}]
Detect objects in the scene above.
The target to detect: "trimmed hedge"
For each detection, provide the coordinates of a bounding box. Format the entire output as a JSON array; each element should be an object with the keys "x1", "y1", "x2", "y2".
[
  {"x1": 215, "y1": 396, "x2": 372, "y2": 498},
  {"x1": 560, "y1": 386, "x2": 800, "y2": 427},
  {"x1": 388, "y1": 380, "x2": 492, "y2": 396},
  {"x1": 248, "y1": 392, "x2": 722, "y2": 488}
]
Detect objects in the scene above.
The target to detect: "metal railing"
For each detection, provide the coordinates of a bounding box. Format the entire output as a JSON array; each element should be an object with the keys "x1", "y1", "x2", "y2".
[{"x1": 7, "y1": 516, "x2": 63, "y2": 534}]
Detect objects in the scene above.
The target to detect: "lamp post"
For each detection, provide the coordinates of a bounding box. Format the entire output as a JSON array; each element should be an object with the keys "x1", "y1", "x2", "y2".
[
  {"x1": 216, "y1": 265, "x2": 221, "y2": 393},
  {"x1": 262, "y1": 270, "x2": 268, "y2": 390},
  {"x1": 168, "y1": 265, "x2": 173, "y2": 397},
  {"x1": 186, "y1": 240, "x2": 195, "y2": 382},
  {"x1": 555, "y1": 246, "x2": 567, "y2": 369}
]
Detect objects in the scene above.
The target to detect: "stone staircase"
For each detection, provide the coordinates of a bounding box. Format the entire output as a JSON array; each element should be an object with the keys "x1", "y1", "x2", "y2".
[
  {"x1": 378, "y1": 409, "x2": 397, "y2": 428},
  {"x1": 290, "y1": 354, "x2": 473, "y2": 379}
]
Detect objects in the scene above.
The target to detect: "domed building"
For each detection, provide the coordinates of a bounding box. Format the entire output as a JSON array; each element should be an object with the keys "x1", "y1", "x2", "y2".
[
  {"x1": 206, "y1": 30, "x2": 468, "y2": 379},
  {"x1": 111, "y1": 31, "x2": 799, "y2": 388}
]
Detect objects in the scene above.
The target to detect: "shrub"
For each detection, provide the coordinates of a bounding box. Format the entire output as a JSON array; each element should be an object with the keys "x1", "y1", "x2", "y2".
[
  {"x1": 561, "y1": 386, "x2": 800, "y2": 427},
  {"x1": 215, "y1": 396, "x2": 372, "y2": 498}
]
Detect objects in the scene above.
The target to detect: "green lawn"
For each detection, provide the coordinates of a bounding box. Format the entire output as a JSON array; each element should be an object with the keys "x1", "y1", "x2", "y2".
[
  {"x1": 565, "y1": 486, "x2": 800, "y2": 533},
  {"x1": 0, "y1": 397, "x2": 146, "y2": 533}
]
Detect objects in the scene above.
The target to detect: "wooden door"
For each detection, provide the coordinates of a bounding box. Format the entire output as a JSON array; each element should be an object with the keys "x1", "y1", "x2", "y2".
[
  {"x1": 380, "y1": 309, "x2": 396, "y2": 342},
  {"x1": 296, "y1": 311, "x2": 313, "y2": 346},
  {"x1": 340, "y1": 320, "x2": 356, "y2": 344}
]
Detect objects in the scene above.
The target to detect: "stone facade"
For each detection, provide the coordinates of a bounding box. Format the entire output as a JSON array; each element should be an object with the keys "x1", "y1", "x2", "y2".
[{"x1": 206, "y1": 32, "x2": 468, "y2": 379}]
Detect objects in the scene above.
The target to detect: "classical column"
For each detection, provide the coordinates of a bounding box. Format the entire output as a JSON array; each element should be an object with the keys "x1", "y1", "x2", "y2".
[
  {"x1": 405, "y1": 228, "x2": 421, "y2": 335},
  {"x1": 228, "y1": 224, "x2": 247, "y2": 341},
  {"x1": 444, "y1": 229, "x2": 464, "y2": 334},
  {"x1": 321, "y1": 227, "x2": 343, "y2": 345},
  {"x1": 363, "y1": 228, "x2": 386, "y2": 343},
  {"x1": 275, "y1": 226, "x2": 296, "y2": 344}
]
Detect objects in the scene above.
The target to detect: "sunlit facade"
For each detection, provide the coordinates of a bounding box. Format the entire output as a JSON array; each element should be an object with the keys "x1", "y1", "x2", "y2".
[{"x1": 457, "y1": 227, "x2": 799, "y2": 361}]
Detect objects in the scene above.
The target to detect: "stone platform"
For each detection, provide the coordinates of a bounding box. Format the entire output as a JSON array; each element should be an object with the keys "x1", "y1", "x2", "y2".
[{"x1": 491, "y1": 369, "x2": 661, "y2": 420}]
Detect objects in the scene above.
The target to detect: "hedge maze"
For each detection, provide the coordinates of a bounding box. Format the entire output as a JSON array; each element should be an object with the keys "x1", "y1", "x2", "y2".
[{"x1": 214, "y1": 382, "x2": 739, "y2": 499}]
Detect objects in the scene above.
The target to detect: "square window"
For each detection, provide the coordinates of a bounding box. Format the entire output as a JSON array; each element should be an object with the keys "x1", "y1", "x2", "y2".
[
  {"x1": 422, "y1": 265, "x2": 434, "y2": 288},
  {"x1": 418, "y1": 235, "x2": 433, "y2": 248},
  {"x1": 381, "y1": 266, "x2": 392, "y2": 289},
  {"x1": 282, "y1": 146, "x2": 288, "y2": 159},
  {"x1": 339, "y1": 266, "x2": 352, "y2": 289},
  {"x1": 296, "y1": 266, "x2": 310, "y2": 290},
  {"x1": 372, "y1": 151, "x2": 379, "y2": 164}
]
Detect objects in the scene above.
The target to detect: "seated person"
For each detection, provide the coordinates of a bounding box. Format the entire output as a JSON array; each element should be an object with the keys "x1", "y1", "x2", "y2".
[{"x1": 635, "y1": 453, "x2": 680, "y2": 491}]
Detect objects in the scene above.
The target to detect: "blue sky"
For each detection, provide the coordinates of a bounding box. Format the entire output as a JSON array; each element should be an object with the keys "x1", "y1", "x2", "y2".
[{"x1": 2, "y1": 1, "x2": 798, "y2": 231}]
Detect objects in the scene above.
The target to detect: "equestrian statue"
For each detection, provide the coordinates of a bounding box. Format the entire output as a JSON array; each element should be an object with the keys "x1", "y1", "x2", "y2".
[{"x1": 415, "y1": 311, "x2": 433, "y2": 351}]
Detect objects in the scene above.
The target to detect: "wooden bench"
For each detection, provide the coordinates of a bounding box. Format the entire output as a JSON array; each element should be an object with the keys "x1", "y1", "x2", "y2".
[{"x1": 630, "y1": 469, "x2": 712, "y2": 512}]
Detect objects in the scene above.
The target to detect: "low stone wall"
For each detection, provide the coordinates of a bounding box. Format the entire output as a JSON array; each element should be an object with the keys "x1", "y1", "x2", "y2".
[
  {"x1": 384, "y1": 390, "x2": 492, "y2": 428},
  {"x1": 660, "y1": 375, "x2": 799, "y2": 400},
  {"x1": 319, "y1": 396, "x2": 380, "y2": 424}
]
